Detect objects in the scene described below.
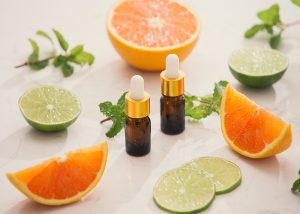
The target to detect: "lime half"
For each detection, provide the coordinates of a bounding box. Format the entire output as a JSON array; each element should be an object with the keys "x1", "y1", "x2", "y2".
[
  {"x1": 228, "y1": 48, "x2": 288, "y2": 88},
  {"x1": 19, "y1": 86, "x2": 81, "y2": 132},
  {"x1": 153, "y1": 167, "x2": 215, "y2": 213},
  {"x1": 184, "y1": 157, "x2": 241, "y2": 194}
]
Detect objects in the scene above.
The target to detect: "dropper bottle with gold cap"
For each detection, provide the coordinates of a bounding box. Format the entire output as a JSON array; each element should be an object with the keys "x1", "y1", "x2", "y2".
[
  {"x1": 125, "y1": 75, "x2": 151, "y2": 156},
  {"x1": 160, "y1": 54, "x2": 185, "y2": 135}
]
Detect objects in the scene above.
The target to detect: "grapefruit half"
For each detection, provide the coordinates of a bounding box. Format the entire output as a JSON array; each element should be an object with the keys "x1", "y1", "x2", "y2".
[{"x1": 107, "y1": 0, "x2": 201, "y2": 71}]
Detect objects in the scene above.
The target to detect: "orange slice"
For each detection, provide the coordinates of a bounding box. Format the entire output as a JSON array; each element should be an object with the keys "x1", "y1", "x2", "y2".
[
  {"x1": 220, "y1": 85, "x2": 292, "y2": 158},
  {"x1": 107, "y1": 0, "x2": 201, "y2": 71},
  {"x1": 7, "y1": 142, "x2": 108, "y2": 206}
]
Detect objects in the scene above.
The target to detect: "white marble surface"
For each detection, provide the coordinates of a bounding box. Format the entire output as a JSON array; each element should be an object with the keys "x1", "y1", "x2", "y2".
[{"x1": 0, "y1": 0, "x2": 300, "y2": 213}]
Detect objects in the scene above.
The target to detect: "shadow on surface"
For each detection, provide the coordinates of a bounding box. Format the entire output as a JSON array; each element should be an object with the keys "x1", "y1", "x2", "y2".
[{"x1": 0, "y1": 127, "x2": 67, "y2": 160}]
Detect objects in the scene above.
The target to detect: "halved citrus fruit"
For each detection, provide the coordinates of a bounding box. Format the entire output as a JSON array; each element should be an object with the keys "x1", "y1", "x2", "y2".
[
  {"x1": 220, "y1": 85, "x2": 292, "y2": 158},
  {"x1": 7, "y1": 142, "x2": 108, "y2": 206},
  {"x1": 228, "y1": 48, "x2": 288, "y2": 88},
  {"x1": 107, "y1": 0, "x2": 201, "y2": 71}
]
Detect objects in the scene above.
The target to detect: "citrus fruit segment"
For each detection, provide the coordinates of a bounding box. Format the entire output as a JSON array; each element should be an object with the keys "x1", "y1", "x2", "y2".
[
  {"x1": 220, "y1": 85, "x2": 292, "y2": 158},
  {"x1": 107, "y1": 0, "x2": 200, "y2": 71},
  {"x1": 153, "y1": 167, "x2": 215, "y2": 213},
  {"x1": 7, "y1": 142, "x2": 108, "y2": 206},
  {"x1": 184, "y1": 157, "x2": 241, "y2": 194},
  {"x1": 228, "y1": 48, "x2": 288, "y2": 88},
  {"x1": 19, "y1": 86, "x2": 81, "y2": 132}
]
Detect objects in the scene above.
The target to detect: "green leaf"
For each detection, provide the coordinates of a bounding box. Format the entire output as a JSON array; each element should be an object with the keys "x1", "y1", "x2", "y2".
[
  {"x1": 264, "y1": 25, "x2": 274, "y2": 34},
  {"x1": 70, "y1": 45, "x2": 84, "y2": 56},
  {"x1": 212, "y1": 80, "x2": 228, "y2": 113},
  {"x1": 53, "y1": 55, "x2": 67, "y2": 67},
  {"x1": 257, "y1": 4, "x2": 281, "y2": 25},
  {"x1": 292, "y1": 179, "x2": 300, "y2": 193},
  {"x1": 186, "y1": 104, "x2": 213, "y2": 120},
  {"x1": 71, "y1": 51, "x2": 95, "y2": 66},
  {"x1": 99, "y1": 101, "x2": 113, "y2": 118},
  {"x1": 117, "y1": 92, "x2": 128, "y2": 109},
  {"x1": 244, "y1": 24, "x2": 265, "y2": 38},
  {"x1": 99, "y1": 93, "x2": 127, "y2": 138},
  {"x1": 28, "y1": 60, "x2": 49, "y2": 70},
  {"x1": 53, "y1": 29, "x2": 69, "y2": 51},
  {"x1": 61, "y1": 62, "x2": 74, "y2": 77},
  {"x1": 106, "y1": 118, "x2": 125, "y2": 138},
  {"x1": 269, "y1": 33, "x2": 281, "y2": 49},
  {"x1": 291, "y1": 0, "x2": 300, "y2": 6},
  {"x1": 36, "y1": 30, "x2": 53, "y2": 44},
  {"x1": 28, "y1": 39, "x2": 39, "y2": 63}
]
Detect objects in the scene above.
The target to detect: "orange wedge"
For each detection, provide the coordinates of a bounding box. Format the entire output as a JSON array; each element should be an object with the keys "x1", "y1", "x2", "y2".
[
  {"x1": 220, "y1": 85, "x2": 292, "y2": 158},
  {"x1": 107, "y1": 0, "x2": 200, "y2": 71},
  {"x1": 7, "y1": 142, "x2": 108, "y2": 206}
]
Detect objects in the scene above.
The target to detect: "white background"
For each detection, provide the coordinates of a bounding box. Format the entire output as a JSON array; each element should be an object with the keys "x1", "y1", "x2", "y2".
[{"x1": 0, "y1": 0, "x2": 300, "y2": 213}]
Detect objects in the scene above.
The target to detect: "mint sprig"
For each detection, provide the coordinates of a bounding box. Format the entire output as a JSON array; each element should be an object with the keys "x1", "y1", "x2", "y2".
[
  {"x1": 244, "y1": 3, "x2": 300, "y2": 49},
  {"x1": 99, "y1": 81, "x2": 228, "y2": 138},
  {"x1": 185, "y1": 81, "x2": 228, "y2": 120},
  {"x1": 292, "y1": 170, "x2": 300, "y2": 194},
  {"x1": 99, "y1": 92, "x2": 127, "y2": 138},
  {"x1": 15, "y1": 29, "x2": 95, "y2": 77}
]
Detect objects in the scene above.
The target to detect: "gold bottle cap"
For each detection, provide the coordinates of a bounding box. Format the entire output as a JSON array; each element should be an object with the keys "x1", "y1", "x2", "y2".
[
  {"x1": 161, "y1": 70, "x2": 184, "y2": 97},
  {"x1": 125, "y1": 92, "x2": 150, "y2": 118},
  {"x1": 125, "y1": 75, "x2": 150, "y2": 118}
]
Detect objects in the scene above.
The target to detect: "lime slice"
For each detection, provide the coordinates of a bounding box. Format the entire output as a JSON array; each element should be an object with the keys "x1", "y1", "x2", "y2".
[
  {"x1": 228, "y1": 48, "x2": 288, "y2": 88},
  {"x1": 153, "y1": 167, "x2": 215, "y2": 213},
  {"x1": 19, "y1": 86, "x2": 81, "y2": 132},
  {"x1": 184, "y1": 157, "x2": 241, "y2": 194}
]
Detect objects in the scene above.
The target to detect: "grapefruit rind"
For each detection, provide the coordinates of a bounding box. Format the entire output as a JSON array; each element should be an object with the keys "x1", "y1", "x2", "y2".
[
  {"x1": 106, "y1": 0, "x2": 201, "y2": 71},
  {"x1": 220, "y1": 85, "x2": 292, "y2": 158},
  {"x1": 6, "y1": 142, "x2": 108, "y2": 206}
]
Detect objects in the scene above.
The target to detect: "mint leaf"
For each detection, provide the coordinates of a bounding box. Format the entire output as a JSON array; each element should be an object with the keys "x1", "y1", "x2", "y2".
[
  {"x1": 36, "y1": 30, "x2": 53, "y2": 44},
  {"x1": 269, "y1": 33, "x2": 281, "y2": 49},
  {"x1": 244, "y1": 24, "x2": 265, "y2": 38},
  {"x1": 99, "y1": 93, "x2": 127, "y2": 138},
  {"x1": 70, "y1": 45, "x2": 84, "y2": 56},
  {"x1": 257, "y1": 4, "x2": 281, "y2": 25},
  {"x1": 291, "y1": 0, "x2": 300, "y2": 6},
  {"x1": 212, "y1": 81, "x2": 228, "y2": 113},
  {"x1": 292, "y1": 170, "x2": 300, "y2": 194},
  {"x1": 117, "y1": 92, "x2": 127, "y2": 109},
  {"x1": 61, "y1": 62, "x2": 74, "y2": 77},
  {"x1": 264, "y1": 25, "x2": 274, "y2": 34},
  {"x1": 29, "y1": 60, "x2": 49, "y2": 70},
  {"x1": 28, "y1": 39, "x2": 39, "y2": 63},
  {"x1": 53, "y1": 29, "x2": 69, "y2": 51},
  {"x1": 186, "y1": 103, "x2": 213, "y2": 120},
  {"x1": 99, "y1": 101, "x2": 114, "y2": 118},
  {"x1": 71, "y1": 51, "x2": 95, "y2": 65},
  {"x1": 53, "y1": 55, "x2": 67, "y2": 67},
  {"x1": 185, "y1": 80, "x2": 228, "y2": 120}
]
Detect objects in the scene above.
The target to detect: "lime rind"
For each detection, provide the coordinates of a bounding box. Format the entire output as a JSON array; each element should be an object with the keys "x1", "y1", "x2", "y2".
[
  {"x1": 153, "y1": 167, "x2": 215, "y2": 213},
  {"x1": 183, "y1": 157, "x2": 242, "y2": 194},
  {"x1": 228, "y1": 48, "x2": 288, "y2": 87},
  {"x1": 19, "y1": 86, "x2": 81, "y2": 132}
]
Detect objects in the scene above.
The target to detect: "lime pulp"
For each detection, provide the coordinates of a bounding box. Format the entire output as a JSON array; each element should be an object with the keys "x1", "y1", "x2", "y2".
[
  {"x1": 228, "y1": 48, "x2": 288, "y2": 88},
  {"x1": 19, "y1": 86, "x2": 81, "y2": 132}
]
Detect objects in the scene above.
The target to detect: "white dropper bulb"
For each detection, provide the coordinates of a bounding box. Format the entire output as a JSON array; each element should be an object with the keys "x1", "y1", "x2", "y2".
[
  {"x1": 129, "y1": 75, "x2": 145, "y2": 100},
  {"x1": 166, "y1": 54, "x2": 179, "y2": 79}
]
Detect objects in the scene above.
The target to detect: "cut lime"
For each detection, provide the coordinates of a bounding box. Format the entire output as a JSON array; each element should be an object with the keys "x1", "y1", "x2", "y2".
[
  {"x1": 183, "y1": 157, "x2": 241, "y2": 194},
  {"x1": 153, "y1": 167, "x2": 215, "y2": 213},
  {"x1": 19, "y1": 86, "x2": 81, "y2": 132},
  {"x1": 228, "y1": 48, "x2": 288, "y2": 88}
]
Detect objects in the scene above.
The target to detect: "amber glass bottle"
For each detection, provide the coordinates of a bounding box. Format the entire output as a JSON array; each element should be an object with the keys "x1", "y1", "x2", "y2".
[
  {"x1": 160, "y1": 95, "x2": 185, "y2": 135},
  {"x1": 125, "y1": 75, "x2": 151, "y2": 156},
  {"x1": 160, "y1": 54, "x2": 185, "y2": 135},
  {"x1": 125, "y1": 116, "x2": 151, "y2": 156}
]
